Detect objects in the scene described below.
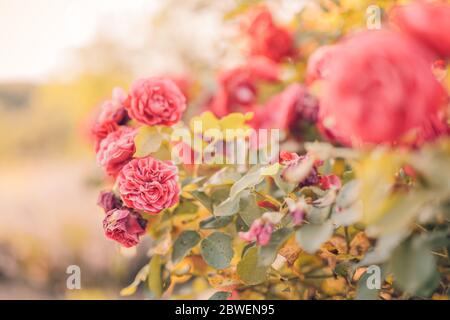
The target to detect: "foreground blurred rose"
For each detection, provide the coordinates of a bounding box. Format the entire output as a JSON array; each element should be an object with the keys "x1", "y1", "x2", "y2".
[
  {"x1": 118, "y1": 156, "x2": 180, "y2": 214},
  {"x1": 244, "y1": 6, "x2": 295, "y2": 62},
  {"x1": 208, "y1": 57, "x2": 279, "y2": 117},
  {"x1": 319, "y1": 30, "x2": 446, "y2": 146},
  {"x1": 92, "y1": 87, "x2": 129, "y2": 151},
  {"x1": 390, "y1": 1, "x2": 450, "y2": 59},
  {"x1": 306, "y1": 45, "x2": 339, "y2": 84},
  {"x1": 96, "y1": 126, "x2": 136, "y2": 177},
  {"x1": 253, "y1": 84, "x2": 318, "y2": 130},
  {"x1": 125, "y1": 77, "x2": 186, "y2": 126},
  {"x1": 103, "y1": 208, "x2": 147, "y2": 248}
]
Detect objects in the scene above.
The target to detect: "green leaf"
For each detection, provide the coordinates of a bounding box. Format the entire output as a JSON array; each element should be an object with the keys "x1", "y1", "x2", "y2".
[
  {"x1": 210, "y1": 186, "x2": 232, "y2": 205},
  {"x1": 190, "y1": 190, "x2": 213, "y2": 213},
  {"x1": 209, "y1": 291, "x2": 232, "y2": 300},
  {"x1": 172, "y1": 231, "x2": 201, "y2": 264},
  {"x1": 273, "y1": 169, "x2": 297, "y2": 195},
  {"x1": 199, "y1": 216, "x2": 233, "y2": 229},
  {"x1": 181, "y1": 176, "x2": 207, "y2": 188},
  {"x1": 295, "y1": 220, "x2": 334, "y2": 254},
  {"x1": 173, "y1": 200, "x2": 199, "y2": 216},
  {"x1": 134, "y1": 126, "x2": 163, "y2": 157},
  {"x1": 229, "y1": 166, "x2": 264, "y2": 199},
  {"x1": 390, "y1": 237, "x2": 438, "y2": 295},
  {"x1": 335, "y1": 180, "x2": 360, "y2": 209},
  {"x1": 214, "y1": 193, "x2": 242, "y2": 216},
  {"x1": 331, "y1": 202, "x2": 362, "y2": 227},
  {"x1": 147, "y1": 255, "x2": 163, "y2": 298},
  {"x1": 237, "y1": 247, "x2": 268, "y2": 285},
  {"x1": 258, "y1": 228, "x2": 294, "y2": 267},
  {"x1": 238, "y1": 192, "x2": 263, "y2": 227},
  {"x1": 307, "y1": 206, "x2": 331, "y2": 224},
  {"x1": 201, "y1": 232, "x2": 234, "y2": 269},
  {"x1": 120, "y1": 264, "x2": 149, "y2": 296}
]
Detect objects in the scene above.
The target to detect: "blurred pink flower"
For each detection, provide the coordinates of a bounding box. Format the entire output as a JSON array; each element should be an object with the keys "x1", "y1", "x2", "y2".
[
  {"x1": 207, "y1": 57, "x2": 279, "y2": 117},
  {"x1": 239, "y1": 218, "x2": 274, "y2": 246},
  {"x1": 319, "y1": 174, "x2": 342, "y2": 190},
  {"x1": 279, "y1": 151, "x2": 300, "y2": 165},
  {"x1": 117, "y1": 156, "x2": 180, "y2": 214},
  {"x1": 319, "y1": 30, "x2": 446, "y2": 145},
  {"x1": 125, "y1": 77, "x2": 186, "y2": 126},
  {"x1": 390, "y1": 1, "x2": 450, "y2": 59},
  {"x1": 306, "y1": 45, "x2": 339, "y2": 84},
  {"x1": 92, "y1": 87, "x2": 129, "y2": 151},
  {"x1": 244, "y1": 6, "x2": 296, "y2": 62},
  {"x1": 251, "y1": 83, "x2": 318, "y2": 130},
  {"x1": 96, "y1": 126, "x2": 136, "y2": 177},
  {"x1": 103, "y1": 208, "x2": 147, "y2": 248}
]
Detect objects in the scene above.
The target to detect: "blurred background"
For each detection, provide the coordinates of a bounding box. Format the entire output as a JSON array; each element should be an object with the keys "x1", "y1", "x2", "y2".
[
  {"x1": 0, "y1": 0, "x2": 250, "y2": 299},
  {"x1": 1, "y1": 0, "x2": 351, "y2": 299}
]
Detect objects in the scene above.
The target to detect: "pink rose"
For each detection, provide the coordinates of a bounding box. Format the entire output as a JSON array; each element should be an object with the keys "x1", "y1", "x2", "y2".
[
  {"x1": 207, "y1": 57, "x2": 279, "y2": 117},
  {"x1": 239, "y1": 219, "x2": 274, "y2": 246},
  {"x1": 96, "y1": 126, "x2": 136, "y2": 177},
  {"x1": 103, "y1": 208, "x2": 147, "y2": 248},
  {"x1": 306, "y1": 45, "x2": 339, "y2": 84},
  {"x1": 117, "y1": 156, "x2": 180, "y2": 214},
  {"x1": 279, "y1": 151, "x2": 300, "y2": 165},
  {"x1": 412, "y1": 114, "x2": 450, "y2": 147},
  {"x1": 92, "y1": 87, "x2": 129, "y2": 151},
  {"x1": 390, "y1": 1, "x2": 450, "y2": 59},
  {"x1": 244, "y1": 7, "x2": 295, "y2": 62},
  {"x1": 125, "y1": 77, "x2": 186, "y2": 126},
  {"x1": 97, "y1": 191, "x2": 121, "y2": 213},
  {"x1": 253, "y1": 84, "x2": 317, "y2": 130},
  {"x1": 319, "y1": 30, "x2": 446, "y2": 145},
  {"x1": 319, "y1": 174, "x2": 342, "y2": 190}
]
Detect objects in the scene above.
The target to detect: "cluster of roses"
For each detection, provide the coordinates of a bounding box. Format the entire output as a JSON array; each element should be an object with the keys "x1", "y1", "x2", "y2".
[
  {"x1": 92, "y1": 1, "x2": 450, "y2": 249},
  {"x1": 93, "y1": 78, "x2": 187, "y2": 247},
  {"x1": 207, "y1": 6, "x2": 318, "y2": 134},
  {"x1": 309, "y1": 1, "x2": 450, "y2": 146}
]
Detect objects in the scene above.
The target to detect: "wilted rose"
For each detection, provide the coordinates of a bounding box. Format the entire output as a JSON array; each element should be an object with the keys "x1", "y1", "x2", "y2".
[{"x1": 103, "y1": 208, "x2": 147, "y2": 248}]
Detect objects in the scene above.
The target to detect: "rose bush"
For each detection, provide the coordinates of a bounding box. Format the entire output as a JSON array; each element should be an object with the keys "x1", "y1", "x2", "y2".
[{"x1": 90, "y1": 0, "x2": 450, "y2": 300}]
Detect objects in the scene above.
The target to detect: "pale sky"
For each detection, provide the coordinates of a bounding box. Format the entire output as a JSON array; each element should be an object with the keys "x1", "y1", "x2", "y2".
[{"x1": 0, "y1": 0, "x2": 159, "y2": 82}]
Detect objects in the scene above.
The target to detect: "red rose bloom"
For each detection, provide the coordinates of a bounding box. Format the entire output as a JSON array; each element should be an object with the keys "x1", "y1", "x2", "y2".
[
  {"x1": 253, "y1": 84, "x2": 317, "y2": 130},
  {"x1": 279, "y1": 151, "x2": 300, "y2": 165},
  {"x1": 96, "y1": 126, "x2": 136, "y2": 177},
  {"x1": 208, "y1": 57, "x2": 279, "y2": 117},
  {"x1": 92, "y1": 87, "x2": 129, "y2": 151},
  {"x1": 306, "y1": 45, "x2": 339, "y2": 84},
  {"x1": 125, "y1": 77, "x2": 186, "y2": 126},
  {"x1": 103, "y1": 208, "x2": 147, "y2": 248},
  {"x1": 319, "y1": 30, "x2": 446, "y2": 145},
  {"x1": 319, "y1": 174, "x2": 342, "y2": 190},
  {"x1": 117, "y1": 156, "x2": 180, "y2": 214},
  {"x1": 244, "y1": 7, "x2": 295, "y2": 62},
  {"x1": 390, "y1": 1, "x2": 450, "y2": 59}
]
